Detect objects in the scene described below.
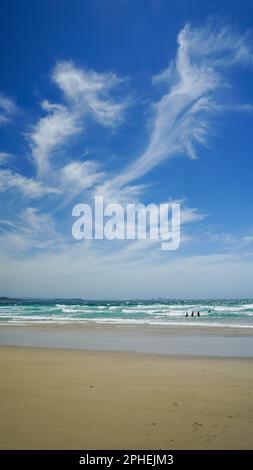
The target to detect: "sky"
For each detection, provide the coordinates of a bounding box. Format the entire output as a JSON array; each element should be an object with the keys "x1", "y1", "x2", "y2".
[{"x1": 1, "y1": 0, "x2": 253, "y2": 299}]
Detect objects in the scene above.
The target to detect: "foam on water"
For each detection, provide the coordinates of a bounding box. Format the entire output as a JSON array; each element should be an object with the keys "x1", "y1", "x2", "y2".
[{"x1": 1, "y1": 298, "x2": 253, "y2": 329}]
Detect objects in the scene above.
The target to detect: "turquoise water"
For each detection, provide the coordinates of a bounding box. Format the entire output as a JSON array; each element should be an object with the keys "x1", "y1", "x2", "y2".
[{"x1": 1, "y1": 299, "x2": 253, "y2": 329}]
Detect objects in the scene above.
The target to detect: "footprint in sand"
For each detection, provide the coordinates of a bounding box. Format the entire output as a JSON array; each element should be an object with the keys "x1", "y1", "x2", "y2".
[
  {"x1": 193, "y1": 422, "x2": 203, "y2": 431},
  {"x1": 204, "y1": 433, "x2": 215, "y2": 443}
]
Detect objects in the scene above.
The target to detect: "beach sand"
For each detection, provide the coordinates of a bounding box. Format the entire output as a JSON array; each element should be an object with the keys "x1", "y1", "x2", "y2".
[{"x1": 0, "y1": 346, "x2": 253, "y2": 449}]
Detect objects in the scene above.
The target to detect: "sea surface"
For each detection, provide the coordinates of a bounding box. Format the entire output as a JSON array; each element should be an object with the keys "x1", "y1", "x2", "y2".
[{"x1": 1, "y1": 299, "x2": 253, "y2": 329}]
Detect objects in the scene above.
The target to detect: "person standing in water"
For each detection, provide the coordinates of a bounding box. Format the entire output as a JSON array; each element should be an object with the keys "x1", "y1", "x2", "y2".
[
  {"x1": 185, "y1": 312, "x2": 189, "y2": 317},
  {"x1": 191, "y1": 311, "x2": 194, "y2": 317},
  {"x1": 197, "y1": 311, "x2": 200, "y2": 317}
]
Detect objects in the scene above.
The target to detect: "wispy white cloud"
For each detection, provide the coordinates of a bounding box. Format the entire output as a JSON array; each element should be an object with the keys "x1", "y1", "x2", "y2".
[
  {"x1": 53, "y1": 61, "x2": 128, "y2": 127},
  {"x1": 227, "y1": 103, "x2": 253, "y2": 113},
  {"x1": 28, "y1": 100, "x2": 81, "y2": 176},
  {"x1": 0, "y1": 169, "x2": 60, "y2": 198},
  {"x1": 20, "y1": 207, "x2": 64, "y2": 249},
  {"x1": 0, "y1": 152, "x2": 13, "y2": 165},
  {"x1": 60, "y1": 160, "x2": 105, "y2": 193},
  {"x1": 242, "y1": 234, "x2": 253, "y2": 244},
  {"x1": 0, "y1": 92, "x2": 17, "y2": 124},
  {"x1": 0, "y1": 207, "x2": 65, "y2": 254},
  {"x1": 28, "y1": 62, "x2": 129, "y2": 176},
  {"x1": 95, "y1": 179, "x2": 147, "y2": 204},
  {"x1": 108, "y1": 21, "x2": 253, "y2": 190},
  {"x1": 25, "y1": 22, "x2": 253, "y2": 203}
]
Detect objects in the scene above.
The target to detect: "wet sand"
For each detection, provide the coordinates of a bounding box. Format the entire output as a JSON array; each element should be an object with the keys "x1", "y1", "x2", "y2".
[
  {"x1": 1, "y1": 324, "x2": 253, "y2": 356},
  {"x1": 0, "y1": 346, "x2": 253, "y2": 449}
]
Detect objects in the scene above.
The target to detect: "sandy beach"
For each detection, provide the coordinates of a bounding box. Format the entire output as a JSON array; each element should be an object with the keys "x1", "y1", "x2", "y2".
[{"x1": 0, "y1": 346, "x2": 253, "y2": 449}]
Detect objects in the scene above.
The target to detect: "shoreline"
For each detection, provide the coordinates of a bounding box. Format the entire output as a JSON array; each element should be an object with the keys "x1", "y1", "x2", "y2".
[
  {"x1": 1, "y1": 322, "x2": 253, "y2": 334},
  {"x1": 1, "y1": 343, "x2": 252, "y2": 362},
  {"x1": 1, "y1": 324, "x2": 253, "y2": 357},
  {"x1": 0, "y1": 346, "x2": 252, "y2": 449}
]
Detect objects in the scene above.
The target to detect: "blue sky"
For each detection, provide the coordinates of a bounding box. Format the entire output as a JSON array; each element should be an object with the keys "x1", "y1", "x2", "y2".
[{"x1": 1, "y1": 0, "x2": 253, "y2": 298}]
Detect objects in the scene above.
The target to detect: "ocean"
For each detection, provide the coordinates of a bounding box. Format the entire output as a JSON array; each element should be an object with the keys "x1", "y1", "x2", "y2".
[{"x1": 1, "y1": 298, "x2": 253, "y2": 329}]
